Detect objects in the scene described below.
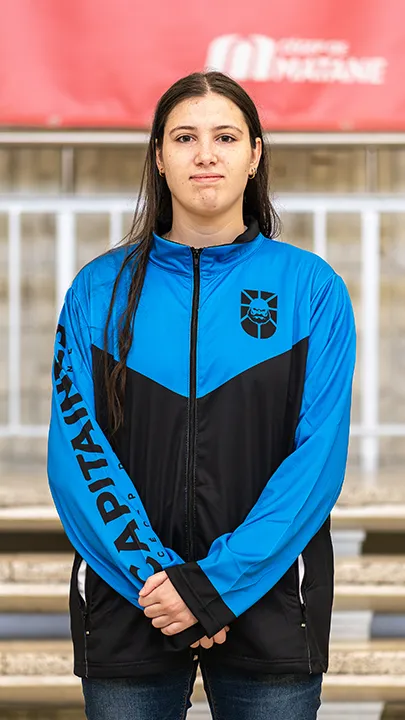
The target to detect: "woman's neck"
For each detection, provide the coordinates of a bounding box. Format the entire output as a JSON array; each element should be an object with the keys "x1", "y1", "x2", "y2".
[{"x1": 164, "y1": 211, "x2": 247, "y2": 249}]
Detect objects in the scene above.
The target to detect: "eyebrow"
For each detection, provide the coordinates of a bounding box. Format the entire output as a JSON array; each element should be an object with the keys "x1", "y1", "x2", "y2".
[{"x1": 168, "y1": 124, "x2": 243, "y2": 136}]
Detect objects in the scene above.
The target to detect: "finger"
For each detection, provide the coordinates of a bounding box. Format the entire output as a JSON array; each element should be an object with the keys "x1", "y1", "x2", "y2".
[
  {"x1": 143, "y1": 603, "x2": 163, "y2": 619},
  {"x1": 139, "y1": 591, "x2": 160, "y2": 608},
  {"x1": 139, "y1": 572, "x2": 167, "y2": 597},
  {"x1": 199, "y1": 636, "x2": 214, "y2": 649},
  {"x1": 212, "y1": 629, "x2": 227, "y2": 645},
  {"x1": 139, "y1": 573, "x2": 167, "y2": 599},
  {"x1": 151, "y1": 615, "x2": 171, "y2": 629},
  {"x1": 225, "y1": 626, "x2": 230, "y2": 631},
  {"x1": 158, "y1": 611, "x2": 198, "y2": 635},
  {"x1": 139, "y1": 586, "x2": 173, "y2": 608},
  {"x1": 190, "y1": 641, "x2": 200, "y2": 648},
  {"x1": 160, "y1": 621, "x2": 189, "y2": 636}
]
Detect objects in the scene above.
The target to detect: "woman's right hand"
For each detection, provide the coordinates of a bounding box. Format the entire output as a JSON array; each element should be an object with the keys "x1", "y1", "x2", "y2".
[{"x1": 190, "y1": 626, "x2": 230, "y2": 649}]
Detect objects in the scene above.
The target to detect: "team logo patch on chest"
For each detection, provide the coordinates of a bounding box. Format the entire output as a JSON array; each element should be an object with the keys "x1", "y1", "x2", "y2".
[{"x1": 241, "y1": 290, "x2": 278, "y2": 339}]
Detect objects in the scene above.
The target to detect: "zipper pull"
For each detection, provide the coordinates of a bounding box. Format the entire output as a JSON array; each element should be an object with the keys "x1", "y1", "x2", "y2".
[
  {"x1": 82, "y1": 608, "x2": 90, "y2": 635},
  {"x1": 191, "y1": 247, "x2": 201, "y2": 267}
]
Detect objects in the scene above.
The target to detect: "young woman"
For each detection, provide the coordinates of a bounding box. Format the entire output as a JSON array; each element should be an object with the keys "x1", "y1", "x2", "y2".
[{"x1": 48, "y1": 71, "x2": 356, "y2": 720}]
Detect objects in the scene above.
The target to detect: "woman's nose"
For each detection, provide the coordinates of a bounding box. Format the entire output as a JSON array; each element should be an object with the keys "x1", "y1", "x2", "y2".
[{"x1": 194, "y1": 141, "x2": 218, "y2": 165}]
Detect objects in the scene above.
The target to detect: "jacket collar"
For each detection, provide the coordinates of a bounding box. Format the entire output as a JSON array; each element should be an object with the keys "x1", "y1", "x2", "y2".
[{"x1": 149, "y1": 217, "x2": 264, "y2": 276}]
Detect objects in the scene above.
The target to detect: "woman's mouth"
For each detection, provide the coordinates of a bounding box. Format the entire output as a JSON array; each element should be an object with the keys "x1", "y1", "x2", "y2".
[{"x1": 190, "y1": 174, "x2": 224, "y2": 183}]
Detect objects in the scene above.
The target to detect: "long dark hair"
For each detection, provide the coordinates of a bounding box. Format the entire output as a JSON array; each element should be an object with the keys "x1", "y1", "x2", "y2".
[{"x1": 104, "y1": 71, "x2": 280, "y2": 434}]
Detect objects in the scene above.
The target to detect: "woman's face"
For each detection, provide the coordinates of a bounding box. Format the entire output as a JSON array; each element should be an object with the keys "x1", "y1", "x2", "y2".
[{"x1": 156, "y1": 92, "x2": 262, "y2": 221}]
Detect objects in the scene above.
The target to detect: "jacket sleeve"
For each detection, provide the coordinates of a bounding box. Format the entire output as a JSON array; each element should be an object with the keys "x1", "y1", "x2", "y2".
[
  {"x1": 47, "y1": 285, "x2": 204, "y2": 648},
  {"x1": 166, "y1": 272, "x2": 356, "y2": 638}
]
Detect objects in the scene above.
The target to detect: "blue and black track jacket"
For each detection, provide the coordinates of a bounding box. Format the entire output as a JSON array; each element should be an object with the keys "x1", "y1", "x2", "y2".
[{"x1": 47, "y1": 218, "x2": 356, "y2": 678}]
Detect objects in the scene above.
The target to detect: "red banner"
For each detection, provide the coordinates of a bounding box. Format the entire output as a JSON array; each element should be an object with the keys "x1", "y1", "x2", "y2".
[{"x1": 0, "y1": 0, "x2": 404, "y2": 130}]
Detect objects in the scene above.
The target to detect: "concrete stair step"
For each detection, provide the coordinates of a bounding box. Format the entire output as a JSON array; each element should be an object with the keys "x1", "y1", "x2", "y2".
[
  {"x1": 1, "y1": 471, "x2": 405, "y2": 532},
  {"x1": 3, "y1": 503, "x2": 405, "y2": 534},
  {"x1": 0, "y1": 553, "x2": 70, "y2": 612},
  {"x1": 334, "y1": 555, "x2": 405, "y2": 611},
  {"x1": 332, "y1": 506, "x2": 405, "y2": 532},
  {"x1": 0, "y1": 585, "x2": 68, "y2": 613},
  {"x1": 0, "y1": 507, "x2": 61, "y2": 532},
  {"x1": 0, "y1": 554, "x2": 72, "y2": 583},
  {"x1": 334, "y1": 584, "x2": 405, "y2": 612},
  {"x1": 0, "y1": 709, "x2": 86, "y2": 720},
  {"x1": 2, "y1": 640, "x2": 405, "y2": 704},
  {"x1": 337, "y1": 473, "x2": 405, "y2": 508},
  {"x1": 0, "y1": 477, "x2": 53, "y2": 509},
  {"x1": 1, "y1": 554, "x2": 405, "y2": 613}
]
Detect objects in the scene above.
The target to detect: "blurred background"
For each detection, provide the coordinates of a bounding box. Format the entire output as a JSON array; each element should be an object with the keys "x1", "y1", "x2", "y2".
[{"x1": 0, "y1": 1, "x2": 404, "y2": 718}]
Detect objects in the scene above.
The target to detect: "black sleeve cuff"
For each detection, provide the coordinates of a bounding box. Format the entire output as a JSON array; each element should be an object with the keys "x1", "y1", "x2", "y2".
[{"x1": 166, "y1": 561, "x2": 236, "y2": 638}]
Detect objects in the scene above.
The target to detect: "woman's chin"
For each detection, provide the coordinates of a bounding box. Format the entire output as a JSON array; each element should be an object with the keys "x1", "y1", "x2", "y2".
[
  {"x1": 190, "y1": 195, "x2": 233, "y2": 217},
  {"x1": 178, "y1": 192, "x2": 239, "y2": 219}
]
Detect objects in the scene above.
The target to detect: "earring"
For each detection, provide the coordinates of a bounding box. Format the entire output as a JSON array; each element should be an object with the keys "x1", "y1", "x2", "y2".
[
  {"x1": 158, "y1": 168, "x2": 165, "y2": 177},
  {"x1": 248, "y1": 167, "x2": 257, "y2": 179}
]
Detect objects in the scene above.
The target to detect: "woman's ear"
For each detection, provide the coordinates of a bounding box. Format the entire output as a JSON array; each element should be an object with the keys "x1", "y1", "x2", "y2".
[
  {"x1": 155, "y1": 141, "x2": 164, "y2": 175},
  {"x1": 252, "y1": 137, "x2": 262, "y2": 170}
]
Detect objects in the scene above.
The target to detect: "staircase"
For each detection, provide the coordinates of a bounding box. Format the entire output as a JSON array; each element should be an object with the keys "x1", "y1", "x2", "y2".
[{"x1": 0, "y1": 472, "x2": 405, "y2": 718}]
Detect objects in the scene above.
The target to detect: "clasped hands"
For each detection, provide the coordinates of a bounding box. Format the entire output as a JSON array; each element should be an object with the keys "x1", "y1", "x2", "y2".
[{"x1": 139, "y1": 570, "x2": 229, "y2": 649}]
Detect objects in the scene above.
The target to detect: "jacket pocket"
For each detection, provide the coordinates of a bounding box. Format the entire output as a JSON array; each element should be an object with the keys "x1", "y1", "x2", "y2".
[
  {"x1": 297, "y1": 554, "x2": 306, "y2": 607},
  {"x1": 296, "y1": 553, "x2": 313, "y2": 673},
  {"x1": 77, "y1": 559, "x2": 87, "y2": 606},
  {"x1": 70, "y1": 552, "x2": 91, "y2": 676}
]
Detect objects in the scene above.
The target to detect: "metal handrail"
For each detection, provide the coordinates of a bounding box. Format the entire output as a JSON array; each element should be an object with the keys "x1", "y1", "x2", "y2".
[{"x1": 2, "y1": 193, "x2": 404, "y2": 472}]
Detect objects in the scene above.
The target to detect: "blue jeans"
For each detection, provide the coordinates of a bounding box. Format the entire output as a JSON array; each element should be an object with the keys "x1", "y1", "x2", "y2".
[{"x1": 82, "y1": 661, "x2": 322, "y2": 720}]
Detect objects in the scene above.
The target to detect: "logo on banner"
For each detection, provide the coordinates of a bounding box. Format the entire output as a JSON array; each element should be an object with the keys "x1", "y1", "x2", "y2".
[
  {"x1": 206, "y1": 35, "x2": 388, "y2": 85},
  {"x1": 241, "y1": 290, "x2": 278, "y2": 339}
]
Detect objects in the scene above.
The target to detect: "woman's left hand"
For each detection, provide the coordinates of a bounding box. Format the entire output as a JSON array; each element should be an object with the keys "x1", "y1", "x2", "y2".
[{"x1": 138, "y1": 570, "x2": 198, "y2": 635}]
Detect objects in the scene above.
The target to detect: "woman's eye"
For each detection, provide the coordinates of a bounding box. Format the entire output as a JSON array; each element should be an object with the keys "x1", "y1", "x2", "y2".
[{"x1": 176, "y1": 134, "x2": 235, "y2": 144}]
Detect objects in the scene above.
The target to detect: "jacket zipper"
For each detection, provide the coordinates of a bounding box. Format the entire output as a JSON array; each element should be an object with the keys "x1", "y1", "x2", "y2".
[
  {"x1": 83, "y1": 608, "x2": 90, "y2": 678},
  {"x1": 297, "y1": 554, "x2": 313, "y2": 674},
  {"x1": 186, "y1": 247, "x2": 202, "y2": 561}
]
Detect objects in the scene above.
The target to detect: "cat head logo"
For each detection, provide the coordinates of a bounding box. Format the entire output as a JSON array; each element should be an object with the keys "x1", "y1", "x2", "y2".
[{"x1": 241, "y1": 290, "x2": 277, "y2": 339}]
